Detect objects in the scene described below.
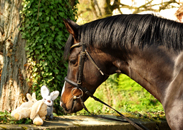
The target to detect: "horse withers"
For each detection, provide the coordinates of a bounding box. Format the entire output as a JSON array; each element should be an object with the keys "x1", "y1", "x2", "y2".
[{"x1": 60, "y1": 14, "x2": 183, "y2": 130}]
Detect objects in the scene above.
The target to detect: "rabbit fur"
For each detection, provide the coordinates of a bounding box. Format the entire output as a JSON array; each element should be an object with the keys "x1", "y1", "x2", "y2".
[
  {"x1": 11, "y1": 93, "x2": 37, "y2": 120},
  {"x1": 11, "y1": 92, "x2": 47, "y2": 126},
  {"x1": 41, "y1": 85, "x2": 59, "y2": 119}
]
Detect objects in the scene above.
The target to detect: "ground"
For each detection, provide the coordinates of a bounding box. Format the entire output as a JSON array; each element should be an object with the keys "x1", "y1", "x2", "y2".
[{"x1": 0, "y1": 115, "x2": 170, "y2": 130}]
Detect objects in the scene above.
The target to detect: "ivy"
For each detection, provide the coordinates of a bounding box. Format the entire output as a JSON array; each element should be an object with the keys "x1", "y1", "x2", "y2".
[
  {"x1": 21, "y1": 0, "x2": 78, "y2": 114},
  {"x1": 0, "y1": 111, "x2": 32, "y2": 124}
]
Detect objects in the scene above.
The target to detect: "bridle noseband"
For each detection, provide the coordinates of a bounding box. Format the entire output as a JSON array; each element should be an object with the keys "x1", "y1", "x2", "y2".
[{"x1": 64, "y1": 42, "x2": 148, "y2": 130}]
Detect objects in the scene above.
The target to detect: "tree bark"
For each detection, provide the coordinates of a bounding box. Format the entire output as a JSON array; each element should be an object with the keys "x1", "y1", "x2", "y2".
[
  {"x1": 0, "y1": 0, "x2": 30, "y2": 112},
  {"x1": 69, "y1": 0, "x2": 76, "y2": 8},
  {"x1": 91, "y1": 0, "x2": 112, "y2": 18}
]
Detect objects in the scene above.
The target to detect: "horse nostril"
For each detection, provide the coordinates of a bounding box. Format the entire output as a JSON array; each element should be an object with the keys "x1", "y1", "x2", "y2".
[
  {"x1": 60, "y1": 102, "x2": 66, "y2": 109},
  {"x1": 47, "y1": 100, "x2": 51, "y2": 103}
]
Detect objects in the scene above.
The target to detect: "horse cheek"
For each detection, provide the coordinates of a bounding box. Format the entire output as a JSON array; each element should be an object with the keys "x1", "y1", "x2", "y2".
[{"x1": 84, "y1": 63, "x2": 99, "y2": 85}]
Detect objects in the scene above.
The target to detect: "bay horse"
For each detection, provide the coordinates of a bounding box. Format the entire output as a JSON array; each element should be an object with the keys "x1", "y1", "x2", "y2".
[{"x1": 60, "y1": 14, "x2": 183, "y2": 130}]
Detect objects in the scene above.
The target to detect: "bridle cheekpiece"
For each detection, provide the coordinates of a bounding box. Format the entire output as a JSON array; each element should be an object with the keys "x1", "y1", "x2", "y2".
[
  {"x1": 64, "y1": 42, "x2": 108, "y2": 117},
  {"x1": 65, "y1": 42, "x2": 105, "y2": 99}
]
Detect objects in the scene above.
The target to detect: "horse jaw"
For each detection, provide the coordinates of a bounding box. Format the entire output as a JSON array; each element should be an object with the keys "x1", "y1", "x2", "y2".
[
  {"x1": 60, "y1": 98, "x2": 83, "y2": 114},
  {"x1": 60, "y1": 82, "x2": 84, "y2": 113}
]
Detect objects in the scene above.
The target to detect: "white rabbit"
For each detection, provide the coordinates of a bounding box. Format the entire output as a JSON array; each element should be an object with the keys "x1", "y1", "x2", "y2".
[{"x1": 41, "y1": 85, "x2": 59, "y2": 119}]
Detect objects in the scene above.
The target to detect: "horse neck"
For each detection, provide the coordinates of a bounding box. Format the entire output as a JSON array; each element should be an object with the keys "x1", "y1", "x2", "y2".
[{"x1": 106, "y1": 46, "x2": 176, "y2": 103}]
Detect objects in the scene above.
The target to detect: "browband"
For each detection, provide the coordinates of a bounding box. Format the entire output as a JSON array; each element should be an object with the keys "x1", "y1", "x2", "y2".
[{"x1": 70, "y1": 42, "x2": 83, "y2": 49}]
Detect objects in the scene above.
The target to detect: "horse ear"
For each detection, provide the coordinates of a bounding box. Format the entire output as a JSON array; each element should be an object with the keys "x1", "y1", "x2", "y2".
[{"x1": 63, "y1": 18, "x2": 79, "y2": 37}]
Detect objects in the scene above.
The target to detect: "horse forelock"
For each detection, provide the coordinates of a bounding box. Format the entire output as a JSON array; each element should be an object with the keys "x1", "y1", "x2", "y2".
[{"x1": 79, "y1": 14, "x2": 183, "y2": 51}]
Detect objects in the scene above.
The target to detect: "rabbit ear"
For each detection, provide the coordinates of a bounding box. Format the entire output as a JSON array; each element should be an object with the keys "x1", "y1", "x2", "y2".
[
  {"x1": 50, "y1": 91, "x2": 59, "y2": 100},
  {"x1": 32, "y1": 92, "x2": 36, "y2": 99},
  {"x1": 41, "y1": 85, "x2": 50, "y2": 98},
  {"x1": 26, "y1": 93, "x2": 32, "y2": 101}
]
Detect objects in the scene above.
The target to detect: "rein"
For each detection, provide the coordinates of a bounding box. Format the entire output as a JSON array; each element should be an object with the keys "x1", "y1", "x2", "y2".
[{"x1": 65, "y1": 43, "x2": 149, "y2": 130}]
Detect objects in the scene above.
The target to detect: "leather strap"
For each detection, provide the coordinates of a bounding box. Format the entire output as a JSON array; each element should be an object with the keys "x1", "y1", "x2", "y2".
[{"x1": 83, "y1": 91, "x2": 148, "y2": 130}]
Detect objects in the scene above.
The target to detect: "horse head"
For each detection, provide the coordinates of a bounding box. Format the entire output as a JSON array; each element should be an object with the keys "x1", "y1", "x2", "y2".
[{"x1": 60, "y1": 19, "x2": 112, "y2": 113}]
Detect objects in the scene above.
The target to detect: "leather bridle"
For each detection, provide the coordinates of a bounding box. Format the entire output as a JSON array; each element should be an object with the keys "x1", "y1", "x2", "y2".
[
  {"x1": 64, "y1": 43, "x2": 148, "y2": 130},
  {"x1": 65, "y1": 42, "x2": 105, "y2": 98}
]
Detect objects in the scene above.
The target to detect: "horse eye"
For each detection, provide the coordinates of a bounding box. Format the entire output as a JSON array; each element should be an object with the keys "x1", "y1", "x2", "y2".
[{"x1": 70, "y1": 59, "x2": 77, "y2": 65}]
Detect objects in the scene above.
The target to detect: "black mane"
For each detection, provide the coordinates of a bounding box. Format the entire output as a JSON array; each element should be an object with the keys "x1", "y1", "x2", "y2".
[{"x1": 64, "y1": 14, "x2": 183, "y2": 59}]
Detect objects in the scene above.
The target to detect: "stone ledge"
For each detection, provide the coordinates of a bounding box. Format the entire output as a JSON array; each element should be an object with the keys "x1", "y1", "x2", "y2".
[{"x1": 0, "y1": 115, "x2": 170, "y2": 130}]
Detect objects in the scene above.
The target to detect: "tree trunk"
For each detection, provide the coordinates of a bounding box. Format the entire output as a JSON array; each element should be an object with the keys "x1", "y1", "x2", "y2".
[
  {"x1": 0, "y1": 0, "x2": 30, "y2": 112},
  {"x1": 91, "y1": 0, "x2": 112, "y2": 19},
  {"x1": 69, "y1": 0, "x2": 76, "y2": 8}
]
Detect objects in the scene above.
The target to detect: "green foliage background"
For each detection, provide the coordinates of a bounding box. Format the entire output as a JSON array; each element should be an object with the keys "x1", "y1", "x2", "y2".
[
  {"x1": 77, "y1": 74, "x2": 165, "y2": 120},
  {"x1": 20, "y1": 0, "x2": 78, "y2": 114}
]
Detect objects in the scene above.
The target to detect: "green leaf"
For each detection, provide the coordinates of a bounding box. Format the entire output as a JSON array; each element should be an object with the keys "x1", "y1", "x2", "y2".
[
  {"x1": 54, "y1": 69, "x2": 59, "y2": 74},
  {"x1": 50, "y1": 26, "x2": 55, "y2": 31},
  {"x1": 38, "y1": 12, "x2": 42, "y2": 17},
  {"x1": 51, "y1": 16, "x2": 55, "y2": 21},
  {"x1": 46, "y1": 16, "x2": 49, "y2": 21},
  {"x1": 59, "y1": 12, "x2": 64, "y2": 17}
]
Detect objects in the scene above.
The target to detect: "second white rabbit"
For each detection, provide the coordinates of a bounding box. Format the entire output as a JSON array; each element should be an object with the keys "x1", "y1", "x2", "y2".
[{"x1": 41, "y1": 85, "x2": 59, "y2": 119}]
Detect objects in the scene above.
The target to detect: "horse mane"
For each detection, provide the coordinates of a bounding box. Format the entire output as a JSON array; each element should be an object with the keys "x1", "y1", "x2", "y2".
[{"x1": 64, "y1": 14, "x2": 183, "y2": 59}]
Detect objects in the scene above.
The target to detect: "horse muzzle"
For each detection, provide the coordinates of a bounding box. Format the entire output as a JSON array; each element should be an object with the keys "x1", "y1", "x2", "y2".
[
  {"x1": 60, "y1": 98, "x2": 83, "y2": 113},
  {"x1": 60, "y1": 87, "x2": 84, "y2": 113}
]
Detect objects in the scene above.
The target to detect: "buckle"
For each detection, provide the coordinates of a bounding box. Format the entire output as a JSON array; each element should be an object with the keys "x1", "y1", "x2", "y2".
[{"x1": 71, "y1": 87, "x2": 83, "y2": 99}]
